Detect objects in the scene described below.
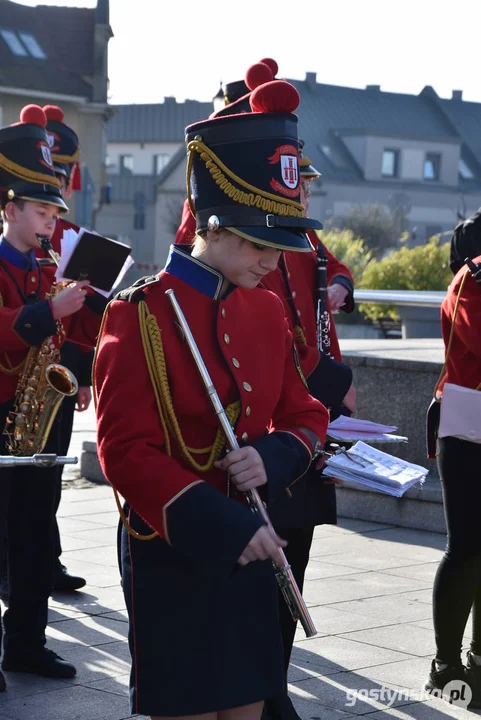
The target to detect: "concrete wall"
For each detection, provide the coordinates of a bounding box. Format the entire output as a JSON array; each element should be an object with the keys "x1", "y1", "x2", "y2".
[
  {"x1": 341, "y1": 350, "x2": 441, "y2": 471},
  {"x1": 95, "y1": 201, "x2": 156, "y2": 264}
]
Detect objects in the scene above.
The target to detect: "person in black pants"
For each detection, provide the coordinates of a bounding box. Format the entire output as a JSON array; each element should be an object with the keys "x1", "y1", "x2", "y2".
[
  {"x1": 424, "y1": 255, "x2": 481, "y2": 707},
  {"x1": 52, "y1": 342, "x2": 93, "y2": 591}
]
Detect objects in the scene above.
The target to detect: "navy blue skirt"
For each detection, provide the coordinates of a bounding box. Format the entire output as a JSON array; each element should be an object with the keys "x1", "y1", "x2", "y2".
[{"x1": 120, "y1": 510, "x2": 284, "y2": 717}]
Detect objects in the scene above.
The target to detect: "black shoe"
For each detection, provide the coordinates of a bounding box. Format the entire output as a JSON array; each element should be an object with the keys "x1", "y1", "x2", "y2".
[
  {"x1": 464, "y1": 652, "x2": 481, "y2": 708},
  {"x1": 0, "y1": 669, "x2": 5, "y2": 692},
  {"x1": 264, "y1": 694, "x2": 301, "y2": 720},
  {"x1": 2, "y1": 646, "x2": 76, "y2": 679},
  {"x1": 52, "y1": 563, "x2": 86, "y2": 592},
  {"x1": 424, "y1": 659, "x2": 474, "y2": 707}
]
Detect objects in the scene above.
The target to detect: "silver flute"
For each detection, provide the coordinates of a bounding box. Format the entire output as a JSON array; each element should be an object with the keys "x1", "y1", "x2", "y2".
[
  {"x1": 0, "y1": 454, "x2": 78, "y2": 467},
  {"x1": 166, "y1": 289, "x2": 317, "y2": 638}
]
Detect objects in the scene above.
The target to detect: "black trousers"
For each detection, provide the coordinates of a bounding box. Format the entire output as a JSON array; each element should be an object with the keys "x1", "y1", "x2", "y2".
[
  {"x1": 0, "y1": 404, "x2": 59, "y2": 654},
  {"x1": 433, "y1": 436, "x2": 481, "y2": 665},
  {"x1": 274, "y1": 526, "x2": 315, "y2": 679}
]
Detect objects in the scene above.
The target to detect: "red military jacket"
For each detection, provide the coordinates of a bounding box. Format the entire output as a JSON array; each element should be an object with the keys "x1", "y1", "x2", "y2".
[
  {"x1": 0, "y1": 235, "x2": 103, "y2": 404},
  {"x1": 261, "y1": 230, "x2": 353, "y2": 374},
  {"x1": 94, "y1": 244, "x2": 329, "y2": 573},
  {"x1": 438, "y1": 255, "x2": 481, "y2": 396}
]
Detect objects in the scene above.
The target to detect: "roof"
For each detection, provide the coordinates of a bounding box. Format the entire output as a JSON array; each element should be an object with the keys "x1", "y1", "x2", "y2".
[
  {"x1": 288, "y1": 78, "x2": 465, "y2": 183},
  {"x1": 106, "y1": 76, "x2": 481, "y2": 192},
  {"x1": 107, "y1": 99, "x2": 212, "y2": 142},
  {"x1": 0, "y1": 0, "x2": 110, "y2": 99}
]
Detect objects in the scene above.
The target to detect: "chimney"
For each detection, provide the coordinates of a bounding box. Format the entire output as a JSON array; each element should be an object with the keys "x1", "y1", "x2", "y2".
[
  {"x1": 92, "y1": 0, "x2": 113, "y2": 103},
  {"x1": 452, "y1": 90, "x2": 463, "y2": 100},
  {"x1": 366, "y1": 84, "x2": 381, "y2": 91},
  {"x1": 305, "y1": 72, "x2": 317, "y2": 85},
  {"x1": 164, "y1": 97, "x2": 176, "y2": 105}
]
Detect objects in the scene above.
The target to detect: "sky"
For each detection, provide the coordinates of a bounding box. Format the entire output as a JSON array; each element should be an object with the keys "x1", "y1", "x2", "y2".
[{"x1": 13, "y1": 0, "x2": 481, "y2": 106}]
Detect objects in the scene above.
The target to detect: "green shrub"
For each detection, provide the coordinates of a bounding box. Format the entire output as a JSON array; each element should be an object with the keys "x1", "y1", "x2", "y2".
[
  {"x1": 358, "y1": 236, "x2": 451, "y2": 321},
  {"x1": 317, "y1": 228, "x2": 374, "y2": 286}
]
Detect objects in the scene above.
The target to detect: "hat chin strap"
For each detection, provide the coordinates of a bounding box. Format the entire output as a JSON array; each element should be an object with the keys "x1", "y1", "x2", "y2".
[{"x1": 196, "y1": 209, "x2": 322, "y2": 232}]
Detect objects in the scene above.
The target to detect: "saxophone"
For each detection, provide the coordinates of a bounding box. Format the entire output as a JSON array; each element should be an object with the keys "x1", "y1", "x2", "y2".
[{"x1": 3, "y1": 235, "x2": 78, "y2": 456}]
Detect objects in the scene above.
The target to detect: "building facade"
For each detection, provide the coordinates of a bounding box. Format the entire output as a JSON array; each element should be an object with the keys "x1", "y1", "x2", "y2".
[
  {"x1": 98, "y1": 73, "x2": 481, "y2": 271},
  {"x1": 0, "y1": 0, "x2": 113, "y2": 225}
]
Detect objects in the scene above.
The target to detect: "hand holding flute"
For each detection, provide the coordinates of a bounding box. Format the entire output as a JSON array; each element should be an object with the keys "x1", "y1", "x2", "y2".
[{"x1": 215, "y1": 447, "x2": 288, "y2": 566}]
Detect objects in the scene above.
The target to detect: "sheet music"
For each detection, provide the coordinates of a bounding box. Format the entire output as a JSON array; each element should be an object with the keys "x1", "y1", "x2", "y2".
[
  {"x1": 327, "y1": 416, "x2": 406, "y2": 443},
  {"x1": 323, "y1": 441, "x2": 428, "y2": 497},
  {"x1": 56, "y1": 227, "x2": 134, "y2": 296}
]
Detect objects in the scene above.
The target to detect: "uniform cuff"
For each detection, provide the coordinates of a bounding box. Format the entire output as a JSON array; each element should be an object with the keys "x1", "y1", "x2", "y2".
[
  {"x1": 249, "y1": 431, "x2": 312, "y2": 506},
  {"x1": 13, "y1": 300, "x2": 57, "y2": 346},
  {"x1": 165, "y1": 481, "x2": 263, "y2": 577},
  {"x1": 85, "y1": 292, "x2": 110, "y2": 316},
  {"x1": 330, "y1": 275, "x2": 354, "y2": 313},
  {"x1": 307, "y1": 354, "x2": 352, "y2": 411}
]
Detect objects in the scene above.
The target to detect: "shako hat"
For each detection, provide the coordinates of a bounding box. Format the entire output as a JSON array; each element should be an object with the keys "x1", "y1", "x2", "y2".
[
  {"x1": 298, "y1": 139, "x2": 321, "y2": 179},
  {"x1": 0, "y1": 105, "x2": 68, "y2": 212},
  {"x1": 213, "y1": 58, "x2": 279, "y2": 118},
  {"x1": 43, "y1": 105, "x2": 82, "y2": 191},
  {"x1": 185, "y1": 73, "x2": 322, "y2": 252}
]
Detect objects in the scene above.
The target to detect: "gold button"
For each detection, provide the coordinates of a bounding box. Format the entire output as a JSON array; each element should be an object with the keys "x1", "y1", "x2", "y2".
[
  {"x1": 242, "y1": 382, "x2": 252, "y2": 392},
  {"x1": 30, "y1": 276, "x2": 37, "y2": 283},
  {"x1": 221, "y1": 308, "x2": 226, "y2": 318},
  {"x1": 232, "y1": 358, "x2": 240, "y2": 368},
  {"x1": 241, "y1": 432, "x2": 248, "y2": 442},
  {"x1": 24, "y1": 323, "x2": 32, "y2": 329},
  {"x1": 297, "y1": 309, "x2": 302, "y2": 316},
  {"x1": 245, "y1": 406, "x2": 251, "y2": 416},
  {"x1": 224, "y1": 333, "x2": 230, "y2": 344},
  {"x1": 292, "y1": 290, "x2": 296, "y2": 298}
]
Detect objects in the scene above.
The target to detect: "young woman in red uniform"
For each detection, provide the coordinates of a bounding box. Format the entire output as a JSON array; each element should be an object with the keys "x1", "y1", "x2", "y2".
[
  {"x1": 424, "y1": 256, "x2": 481, "y2": 706},
  {"x1": 94, "y1": 77, "x2": 329, "y2": 720}
]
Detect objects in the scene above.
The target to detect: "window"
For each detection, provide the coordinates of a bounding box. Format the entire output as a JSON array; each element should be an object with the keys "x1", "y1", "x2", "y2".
[
  {"x1": 153, "y1": 154, "x2": 169, "y2": 175},
  {"x1": 18, "y1": 33, "x2": 46, "y2": 59},
  {"x1": 0, "y1": 29, "x2": 27, "y2": 56},
  {"x1": 459, "y1": 159, "x2": 474, "y2": 180},
  {"x1": 382, "y1": 149, "x2": 399, "y2": 177},
  {"x1": 120, "y1": 155, "x2": 134, "y2": 174},
  {"x1": 424, "y1": 153, "x2": 441, "y2": 181}
]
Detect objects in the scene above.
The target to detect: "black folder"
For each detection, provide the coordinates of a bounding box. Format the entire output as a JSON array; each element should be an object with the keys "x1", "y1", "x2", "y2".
[{"x1": 62, "y1": 230, "x2": 131, "y2": 293}]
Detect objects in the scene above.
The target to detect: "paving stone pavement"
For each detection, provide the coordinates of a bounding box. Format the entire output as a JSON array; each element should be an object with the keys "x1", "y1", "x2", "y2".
[{"x1": 1, "y1": 408, "x2": 479, "y2": 719}]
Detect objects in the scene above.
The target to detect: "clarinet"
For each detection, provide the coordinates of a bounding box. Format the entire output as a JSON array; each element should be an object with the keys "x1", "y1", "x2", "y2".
[
  {"x1": 166, "y1": 289, "x2": 317, "y2": 639},
  {"x1": 316, "y1": 243, "x2": 331, "y2": 357}
]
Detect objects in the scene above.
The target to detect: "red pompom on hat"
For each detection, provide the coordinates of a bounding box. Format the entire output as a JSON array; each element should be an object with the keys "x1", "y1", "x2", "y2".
[
  {"x1": 20, "y1": 104, "x2": 46, "y2": 128},
  {"x1": 43, "y1": 105, "x2": 65, "y2": 123},
  {"x1": 250, "y1": 80, "x2": 300, "y2": 114},
  {"x1": 245, "y1": 62, "x2": 273, "y2": 91},
  {"x1": 259, "y1": 57, "x2": 279, "y2": 77},
  {"x1": 70, "y1": 162, "x2": 82, "y2": 191}
]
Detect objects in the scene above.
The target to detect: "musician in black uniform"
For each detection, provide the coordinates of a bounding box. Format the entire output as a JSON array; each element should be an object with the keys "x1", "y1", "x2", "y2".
[
  {"x1": 0, "y1": 105, "x2": 106, "y2": 689},
  {"x1": 40, "y1": 105, "x2": 93, "y2": 592},
  {"x1": 261, "y1": 149, "x2": 356, "y2": 720}
]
